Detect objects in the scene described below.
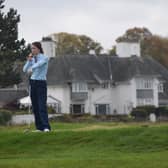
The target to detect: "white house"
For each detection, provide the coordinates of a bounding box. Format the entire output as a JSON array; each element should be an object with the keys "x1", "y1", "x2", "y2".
[{"x1": 40, "y1": 38, "x2": 168, "y2": 115}]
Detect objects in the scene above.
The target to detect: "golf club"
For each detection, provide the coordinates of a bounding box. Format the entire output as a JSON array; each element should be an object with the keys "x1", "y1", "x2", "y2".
[{"x1": 23, "y1": 75, "x2": 32, "y2": 133}]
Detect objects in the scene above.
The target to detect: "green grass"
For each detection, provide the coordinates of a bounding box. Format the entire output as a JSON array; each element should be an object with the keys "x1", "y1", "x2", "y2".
[{"x1": 0, "y1": 122, "x2": 168, "y2": 168}]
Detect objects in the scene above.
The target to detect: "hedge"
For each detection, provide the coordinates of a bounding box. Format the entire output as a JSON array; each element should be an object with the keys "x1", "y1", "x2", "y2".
[
  {"x1": 131, "y1": 105, "x2": 168, "y2": 120},
  {"x1": 0, "y1": 109, "x2": 12, "y2": 125}
]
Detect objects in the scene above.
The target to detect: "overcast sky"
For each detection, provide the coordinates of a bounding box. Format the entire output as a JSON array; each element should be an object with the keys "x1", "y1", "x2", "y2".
[{"x1": 5, "y1": 0, "x2": 168, "y2": 49}]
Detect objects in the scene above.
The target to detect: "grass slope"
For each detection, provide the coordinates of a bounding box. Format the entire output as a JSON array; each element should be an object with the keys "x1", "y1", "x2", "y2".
[{"x1": 0, "y1": 122, "x2": 168, "y2": 168}]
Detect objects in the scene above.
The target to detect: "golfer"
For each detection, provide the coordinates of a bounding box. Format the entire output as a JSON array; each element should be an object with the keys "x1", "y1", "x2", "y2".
[{"x1": 23, "y1": 42, "x2": 51, "y2": 132}]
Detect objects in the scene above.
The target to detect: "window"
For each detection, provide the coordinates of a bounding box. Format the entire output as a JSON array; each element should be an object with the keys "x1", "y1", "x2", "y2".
[
  {"x1": 101, "y1": 83, "x2": 109, "y2": 89},
  {"x1": 136, "y1": 79, "x2": 153, "y2": 89},
  {"x1": 136, "y1": 90, "x2": 153, "y2": 99},
  {"x1": 48, "y1": 103, "x2": 61, "y2": 113},
  {"x1": 72, "y1": 82, "x2": 88, "y2": 92},
  {"x1": 95, "y1": 104, "x2": 110, "y2": 115},
  {"x1": 158, "y1": 83, "x2": 164, "y2": 93},
  {"x1": 70, "y1": 104, "x2": 85, "y2": 114},
  {"x1": 136, "y1": 78, "x2": 154, "y2": 106}
]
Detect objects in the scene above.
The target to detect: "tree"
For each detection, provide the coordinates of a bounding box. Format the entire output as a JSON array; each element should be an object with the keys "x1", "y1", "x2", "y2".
[
  {"x1": 50, "y1": 32, "x2": 103, "y2": 56},
  {"x1": 116, "y1": 27, "x2": 152, "y2": 42},
  {"x1": 108, "y1": 45, "x2": 116, "y2": 56},
  {"x1": 0, "y1": 0, "x2": 30, "y2": 87},
  {"x1": 141, "y1": 35, "x2": 168, "y2": 68}
]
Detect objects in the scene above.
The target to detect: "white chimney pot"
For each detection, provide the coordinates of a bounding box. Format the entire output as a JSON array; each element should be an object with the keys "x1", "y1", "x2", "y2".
[{"x1": 116, "y1": 42, "x2": 140, "y2": 57}]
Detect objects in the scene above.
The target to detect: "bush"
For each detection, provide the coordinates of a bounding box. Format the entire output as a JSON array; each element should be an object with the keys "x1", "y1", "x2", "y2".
[
  {"x1": 50, "y1": 114, "x2": 76, "y2": 123},
  {"x1": 0, "y1": 109, "x2": 12, "y2": 125},
  {"x1": 50, "y1": 113, "x2": 100, "y2": 123},
  {"x1": 155, "y1": 107, "x2": 168, "y2": 117},
  {"x1": 110, "y1": 114, "x2": 133, "y2": 122},
  {"x1": 94, "y1": 114, "x2": 133, "y2": 122},
  {"x1": 131, "y1": 105, "x2": 156, "y2": 120},
  {"x1": 137, "y1": 105, "x2": 156, "y2": 113},
  {"x1": 47, "y1": 106, "x2": 56, "y2": 114}
]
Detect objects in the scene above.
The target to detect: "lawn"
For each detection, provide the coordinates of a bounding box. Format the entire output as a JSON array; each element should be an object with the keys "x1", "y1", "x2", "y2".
[{"x1": 0, "y1": 122, "x2": 168, "y2": 168}]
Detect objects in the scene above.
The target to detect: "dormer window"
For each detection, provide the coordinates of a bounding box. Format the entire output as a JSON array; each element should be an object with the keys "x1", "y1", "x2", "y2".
[
  {"x1": 101, "y1": 83, "x2": 109, "y2": 89},
  {"x1": 72, "y1": 82, "x2": 88, "y2": 92},
  {"x1": 136, "y1": 79, "x2": 153, "y2": 89}
]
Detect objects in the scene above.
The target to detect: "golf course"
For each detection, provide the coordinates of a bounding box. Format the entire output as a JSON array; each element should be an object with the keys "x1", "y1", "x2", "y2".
[{"x1": 0, "y1": 122, "x2": 168, "y2": 168}]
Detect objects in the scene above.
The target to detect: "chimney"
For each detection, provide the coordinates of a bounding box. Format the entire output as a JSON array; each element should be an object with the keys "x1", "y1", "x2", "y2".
[
  {"x1": 116, "y1": 40, "x2": 140, "y2": 57},
  {"x1": 41, "y1": 37, "x2": 56, "y2": 58}
]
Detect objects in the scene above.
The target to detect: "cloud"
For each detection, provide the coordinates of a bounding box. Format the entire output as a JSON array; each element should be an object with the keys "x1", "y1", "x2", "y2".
[{"x1": 5, "y1": 0, "x2": 168, "y2": 49}]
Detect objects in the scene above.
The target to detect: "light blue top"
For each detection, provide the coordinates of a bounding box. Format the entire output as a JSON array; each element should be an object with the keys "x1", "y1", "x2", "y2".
[{"x1": 23, "y1": 53, "x2": 49, "y2": 80}]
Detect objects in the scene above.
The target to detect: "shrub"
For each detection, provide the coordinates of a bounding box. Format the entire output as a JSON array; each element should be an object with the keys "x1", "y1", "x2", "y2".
[
  {"x1": 155, "y1": 106, "x2": 168, "y2": 117},
  {"x1": 0, "y1": 109, "x2": 12, "y2": 125},
  {"x1": 137, "y1": 105, "x2": 156, "y2": 113},
  {"x1": 131, "y1": 105, "x2": 156, "y2": 120},
  {"x1": 47, "y1": 106, "x2": 56, "y2": 114}
]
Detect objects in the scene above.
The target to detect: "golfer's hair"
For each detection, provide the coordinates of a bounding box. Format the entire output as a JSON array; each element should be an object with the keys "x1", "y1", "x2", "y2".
[{"x1": 32, "y1": 41, "x2": 44, "y2": 54}]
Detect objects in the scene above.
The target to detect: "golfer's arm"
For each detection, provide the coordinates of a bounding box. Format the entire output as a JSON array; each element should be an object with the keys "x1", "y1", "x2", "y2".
[
  {"x1": 31, "y1": 57, "x2": 48, "y2": 70},
  {"x1": 23, "y1": 60, "x2": 33, "y2": 73}
]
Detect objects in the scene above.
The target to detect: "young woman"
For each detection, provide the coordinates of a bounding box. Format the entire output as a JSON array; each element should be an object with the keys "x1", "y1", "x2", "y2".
[{"x1": 23, "y1": 42, "x2": 51, "y2": 132}]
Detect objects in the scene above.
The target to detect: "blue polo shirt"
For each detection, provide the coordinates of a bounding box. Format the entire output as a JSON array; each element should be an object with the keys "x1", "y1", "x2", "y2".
[{"x1": 23, "y1": 53, "x2": 49, "y2": 80}]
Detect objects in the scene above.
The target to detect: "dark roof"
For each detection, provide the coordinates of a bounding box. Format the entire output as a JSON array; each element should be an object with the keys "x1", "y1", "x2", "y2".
[
  {"x1": 47, "y1": 55, "x2": 168, "y2": 85},
  {"x1": 47, "y1": 55, "x2": 109, "y2": 85}
]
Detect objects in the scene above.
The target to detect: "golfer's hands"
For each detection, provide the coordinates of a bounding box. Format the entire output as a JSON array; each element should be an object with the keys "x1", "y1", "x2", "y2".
[
  {"x1": 27, "y1": 67, "x2": 32, "y2": 75},
  {"x1": 27, "y1": 53, "x2": 33, "y2": 61}
]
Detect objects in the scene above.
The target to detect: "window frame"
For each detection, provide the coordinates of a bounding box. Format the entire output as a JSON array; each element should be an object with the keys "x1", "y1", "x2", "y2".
[
  {"x1": 95, "y1": 104, "x2": 110, "y2": 115},
  {"x1": 72, "y1": 82, "x2": 88, "y2": 93}
]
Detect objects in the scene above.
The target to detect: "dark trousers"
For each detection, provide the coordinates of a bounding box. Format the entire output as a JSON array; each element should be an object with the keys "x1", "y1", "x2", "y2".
[{"x1": 30, "y1": 79, "x2": 51, "y2": 130}]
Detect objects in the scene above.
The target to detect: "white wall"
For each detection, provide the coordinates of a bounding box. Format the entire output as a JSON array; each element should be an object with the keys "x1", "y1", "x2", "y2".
[
  {"x1": 153, "y1": 78, "x2": 159, "y2": 107},
  {"x1": 130, "y1": 78, "x2": 137, "y2": 108},
  {"x1": 116, "y1": 42, "x2": 140, "y2": 57},
  {"x1": 87, "y1": 80, "x2": 136, "y2": 115},
  {"x1": 111, "y1": 81, "x2": 135, "y2": 114},
  {"x1": 85, "y1": 85, "x2": 113, "y2": 115},
  {"x1": 48, "y1": 85, "x2": 71, "y2": 113},
  {"x1": 48, "y1": 82, "x2": 135, "y2": 115},
  {"x1": 75, "y1": 82, "x2": 135, "y2": 115},
  {"x1": 48, "y1": 84, "x2": 114, "y2": 115},
  {"x1": 47, "y1": 77, "x2": 159, "y2": 115}
]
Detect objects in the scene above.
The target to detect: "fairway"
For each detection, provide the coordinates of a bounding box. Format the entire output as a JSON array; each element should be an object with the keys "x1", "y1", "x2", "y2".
[{"x1": 0, "y1": 122, "x2": 168, "y2": 168}]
